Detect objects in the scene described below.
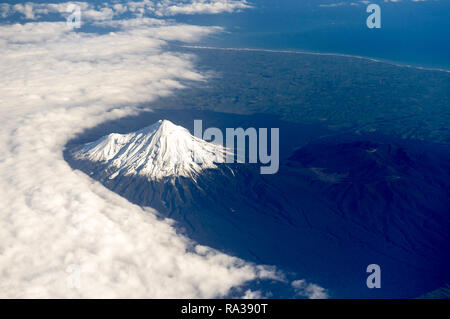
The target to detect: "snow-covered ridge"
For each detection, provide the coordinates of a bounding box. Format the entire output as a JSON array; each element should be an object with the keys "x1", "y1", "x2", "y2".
[{"x1": 72, "y1": 120, "x2": 231, "y2": 180}]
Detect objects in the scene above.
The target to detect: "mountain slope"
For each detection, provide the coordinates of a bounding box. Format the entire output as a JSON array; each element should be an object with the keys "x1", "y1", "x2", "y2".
[
  {"x1": 67, "y1": 123, "x2": 450, "y2": 298},
  {"x1": 69, "y1": 120, "x2": 297, "y2": 232},
  {"x1": 71, "y1": 120, "x2": 230, "y2": 180},
  {"x1": 285, "y1": 140, "x2": 450, "y2": 262}
]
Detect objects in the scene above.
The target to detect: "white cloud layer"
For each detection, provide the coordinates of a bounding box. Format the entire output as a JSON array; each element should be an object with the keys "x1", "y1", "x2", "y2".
[
  {"x1": 292, "y1": 280, "x2": 328, "y2": 299},
  {"x1": 0, "y1": 2, "x2": 271, "y2": 298},
  {"x1": 0, "y1": 1, "x2": 326, "y2": 298},
  {"x1": 0, "y1": 0, "x2": 252, "y2": 21},
  {"x1": 153, "y1": 0, "x2": 252, "y2": 16}
]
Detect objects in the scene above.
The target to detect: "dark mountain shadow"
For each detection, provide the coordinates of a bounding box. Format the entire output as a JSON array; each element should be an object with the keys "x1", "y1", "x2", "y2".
[{"x1": 64, "y1": 110, "x2": 450, "y2": 298}]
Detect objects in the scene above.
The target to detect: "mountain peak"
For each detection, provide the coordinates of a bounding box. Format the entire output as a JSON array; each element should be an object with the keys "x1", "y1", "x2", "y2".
[
  {"x1": 151, "y1": 119, "x2": 178, "y2": 132},
  {"x1": 71, "y1": 120, "x2": 230, "y2": 180},
  {"x1": 135, "y1": 119, "x2": 179, "y2": 135}
]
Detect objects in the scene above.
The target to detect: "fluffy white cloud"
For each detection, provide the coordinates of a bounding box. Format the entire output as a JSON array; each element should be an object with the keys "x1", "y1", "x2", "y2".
[
  {"x1": 242, "y1": 289, "x2": 263, "y2": 299},
  {"x1": 292, "y1": 280, "x2": 328, "y2": 299},
  {"x1": 0, "y1": 2, "x2": 278, "y2": 298},
  {"x1": 0, "y1": 0, "x2": 251, "y2": 21},
  {"x1": 0, "y1": 0, "x2": 327, "y2": 298},
  {"x1": 1, "y1": 2, "x2": 91, "y2": 21},
  {"x1": 153, "y1": 0, "x2": 252, "y2": 16}
]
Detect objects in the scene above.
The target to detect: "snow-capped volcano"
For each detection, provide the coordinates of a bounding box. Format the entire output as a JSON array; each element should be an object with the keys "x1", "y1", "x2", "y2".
[
  {"x1": 71, "y1": 120, "x2": 230, "y2": 180},
  {"x1": 67, "y1": 126, "x2": 450, "y2": 298}
]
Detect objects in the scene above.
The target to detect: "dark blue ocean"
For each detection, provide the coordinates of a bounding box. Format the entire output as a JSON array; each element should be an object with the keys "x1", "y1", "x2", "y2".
[
  {"x1": 177, "y1": 0, "x2": 450, "y2": 70},
  {"x1": 3, "y1": 0, "x2": 448, "y2": 69}
]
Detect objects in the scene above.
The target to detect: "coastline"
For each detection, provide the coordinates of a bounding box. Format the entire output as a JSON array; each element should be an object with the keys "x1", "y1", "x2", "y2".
[{"x1": 180, "y1": 45, "x2": 450, "y2": 74}]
